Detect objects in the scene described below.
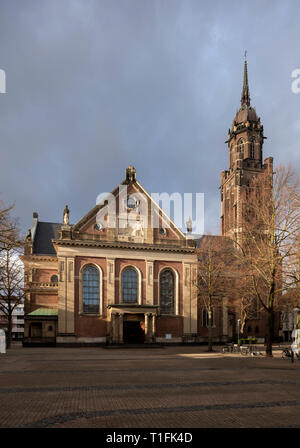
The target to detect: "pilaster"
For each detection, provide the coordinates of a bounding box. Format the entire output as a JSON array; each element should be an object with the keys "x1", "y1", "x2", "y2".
[
  {"x1": 145, "y1": 261, "x2": 154, "y2": 305},
  {"x1": 58, "y1": 256, "x2": 75, "y2": 335},
  {"x1": 107, "y1": 258, "x2": 115, "y2": 305},
  {"x1": 182, "y1": 263, "x2": 197, "y2": 334}
]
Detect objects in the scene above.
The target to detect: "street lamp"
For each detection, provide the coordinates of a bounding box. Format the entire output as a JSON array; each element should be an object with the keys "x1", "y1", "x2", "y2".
[
  {"x1": 237, "y1": 319, "x2": 241, "y2": 347},
  {"x1": 291, "y1": 308, "x2": 300, "y2": 357}
]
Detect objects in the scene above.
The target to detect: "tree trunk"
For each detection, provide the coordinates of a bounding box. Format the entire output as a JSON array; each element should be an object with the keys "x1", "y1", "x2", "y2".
[
  {"x1": 208, "y1": 310, "x2": 213, "y2": 352},
  {"x1": 6, "y1": 315, "x2": 12, "y2": 349},
  {"x1": 265, "y1": 308, "x2": 274, "y2": 357}
]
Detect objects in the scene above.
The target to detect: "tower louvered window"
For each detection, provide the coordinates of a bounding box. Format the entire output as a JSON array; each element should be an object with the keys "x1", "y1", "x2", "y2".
[
  {"x1": 250, "y1": 138, "x2": 255, "y2": 159},
  {"x1": 237, "y1": 139, "x2": 244, "y2": 159}
]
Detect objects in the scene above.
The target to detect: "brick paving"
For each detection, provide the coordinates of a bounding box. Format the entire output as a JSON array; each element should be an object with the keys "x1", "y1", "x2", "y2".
[{"x1": 0, "y1": 345, "x2": 300, "y2": 428}]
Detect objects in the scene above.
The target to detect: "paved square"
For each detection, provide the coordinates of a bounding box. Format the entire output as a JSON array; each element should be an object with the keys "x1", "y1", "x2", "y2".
[{"x1": 0, "y1": 345, "x2": 300, "y2": 428}]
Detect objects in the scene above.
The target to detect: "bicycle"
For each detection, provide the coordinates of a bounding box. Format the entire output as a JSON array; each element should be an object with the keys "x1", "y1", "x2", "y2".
[
  {"x1": 281, "y1": 348, "x2": 295, "y2": 363},
  {"x1": 281, "y1": 348, "x2": 292, "y2": 359},
  {"x1": 240, "y1": 345, "x2": 251, "y2": 355},
  {"x1": 222, "y1": 344, "x2": 234, "y2": 353}
]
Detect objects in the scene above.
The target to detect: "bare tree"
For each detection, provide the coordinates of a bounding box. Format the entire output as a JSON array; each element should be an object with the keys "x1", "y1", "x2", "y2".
[
  {"x1": 235, "y1": 272, "x2": 263, "y2": 337},
  {"x1": 237, "y1": 165, "x2": 300, "y2": 356},
  {"x1": 0, "y1": 201, "x2": 15, "y2": 249},
  {"x1": 239, "y1": 296, "x2": 259, "y2": 336},
  {"x1": 196, "y1": 235, "x2": 234, "y2": 351},
  {"x1": 0, "y1": 204, "x2": 24, "y2": 348}
]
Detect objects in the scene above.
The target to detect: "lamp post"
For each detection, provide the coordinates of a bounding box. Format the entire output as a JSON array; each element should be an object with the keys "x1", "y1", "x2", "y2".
[
  {"x1": 290, "y1": 308, "x2": 300, "y2": 362},
  {"x1": 237, "y1": 319, "x2": 241, "y2": 347},
  {"x1": 290, "y1": 307, "x2": 300, "y2": 362}
]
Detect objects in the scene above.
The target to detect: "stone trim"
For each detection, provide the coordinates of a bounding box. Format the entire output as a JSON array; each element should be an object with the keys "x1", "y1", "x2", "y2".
[
  {"x1": 20, "y1": 255, "x2": 58, "y2": 262},
  {"x1": 52, "y1": 239, "x2": 195, "y2": 253}
]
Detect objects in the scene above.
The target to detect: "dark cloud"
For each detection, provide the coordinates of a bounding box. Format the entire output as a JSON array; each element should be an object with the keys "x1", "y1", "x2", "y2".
[{"x1": 0, "y1": 0, "x2": 299, "y2": 235}]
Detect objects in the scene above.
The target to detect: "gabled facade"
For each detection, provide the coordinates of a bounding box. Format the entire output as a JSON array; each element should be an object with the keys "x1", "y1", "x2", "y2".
[{"x1": 22, "y1": 166, "x2": 198, "y2": 345}]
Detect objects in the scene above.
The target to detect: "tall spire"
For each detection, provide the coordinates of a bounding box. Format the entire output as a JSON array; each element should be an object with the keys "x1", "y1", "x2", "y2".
[{"x1": 241, "y1": 54, "x2": 250, "y2": 107}]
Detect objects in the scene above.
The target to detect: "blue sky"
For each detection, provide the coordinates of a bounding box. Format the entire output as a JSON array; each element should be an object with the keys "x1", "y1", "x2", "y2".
[{"x1": 0, "y1": 0, "x2": 299, "y2": 235}]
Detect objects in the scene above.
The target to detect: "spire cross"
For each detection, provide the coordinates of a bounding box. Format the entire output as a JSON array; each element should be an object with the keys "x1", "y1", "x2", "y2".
[
  {"x1": 241, "y1": 55, "x2": 250, "y2": 107},
  {"x1": 244, "y1": 50, "x2": 247, "y2": 61}
]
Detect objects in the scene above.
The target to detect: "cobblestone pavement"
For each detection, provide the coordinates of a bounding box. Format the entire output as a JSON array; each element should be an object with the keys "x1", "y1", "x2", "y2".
[{"x1": 0, "y1": 345, "x2": 300, "y2": 428}]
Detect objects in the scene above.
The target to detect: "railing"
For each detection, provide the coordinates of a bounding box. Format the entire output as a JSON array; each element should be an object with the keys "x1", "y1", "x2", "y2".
[{"x1": 27, "y1": 282, "x2": 58, "y2": 289}]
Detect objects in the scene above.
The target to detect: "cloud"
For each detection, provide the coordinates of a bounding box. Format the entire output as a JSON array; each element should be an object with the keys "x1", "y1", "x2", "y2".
[{"x1": 0, "y1": 0, "x2": 299, "y2": 236}]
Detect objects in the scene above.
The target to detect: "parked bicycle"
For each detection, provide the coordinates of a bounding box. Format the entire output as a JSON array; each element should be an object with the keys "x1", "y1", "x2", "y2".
[
  {"x1": 281, "y1": 348, "x2": 293, "y2": 359},
  {"x1": 222, "y1": 344, "x2": 233, "y2": 353},
  {"x1": 240, "y1": 345, "x2": 251, "y2": 355},
  {"x1": 221, "y1": 344, "x2": 240, "y2": 353},
  {"x1": 222, "y1": 344, "x2": 263, "y2": 356},
  {"x1": 281, "y1": 348, "x2": 300, "y2": 362}
]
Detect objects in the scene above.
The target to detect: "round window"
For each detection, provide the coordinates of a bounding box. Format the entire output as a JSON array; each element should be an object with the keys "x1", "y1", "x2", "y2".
[
  {"x1": 94, "y1": 223, "x2": 103, "y2": 231},
  {"x1": 127, "y1": 197, "x2": 137, "y2": 210}
]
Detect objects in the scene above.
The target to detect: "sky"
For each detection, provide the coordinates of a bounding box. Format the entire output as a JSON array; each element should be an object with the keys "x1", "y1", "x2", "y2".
[{"x1": 0, "y1": 0, "x2": 300, "y2": 236}]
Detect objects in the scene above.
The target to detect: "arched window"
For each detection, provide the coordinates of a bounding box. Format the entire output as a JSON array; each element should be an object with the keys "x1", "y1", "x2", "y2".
[
  {"x1": 50, "y1": 274, "x2": 58, "y2": 283},
  {"x1": 202, "y1": 308, "x2": 214, "y2": 327},
  {"x1": 82, "y1": 265, "x2": 100, "y2": 314},
  {"x1": 237, "y1": 138, "x2": 244, "y2": 159},
  {"x1": 250, "y1": 138, "x2": 255, "y2": 159},
  {"x1": 159, "y1": 269, "x2": 175, "y2": 315},
  {"x1": 122, "y1": 267, "x2": 138, "y2": 303}
]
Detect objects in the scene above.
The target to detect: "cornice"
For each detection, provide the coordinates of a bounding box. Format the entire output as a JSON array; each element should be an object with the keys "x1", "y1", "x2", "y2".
[
  {"x1": 52, "y1": 238, "x2": 195, "y2": 254},
  {"x1": 20, "y1": 255, "x2": 58, "y2": 262}
]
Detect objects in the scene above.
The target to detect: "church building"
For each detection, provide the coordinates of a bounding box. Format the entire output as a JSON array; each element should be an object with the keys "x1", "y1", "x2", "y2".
[
  {"x1": 21, "y1": 59, "x2": 278, "y2": 346},
  {"x1": 22, "y1": 165, "x2": 198, "y2": 345}
]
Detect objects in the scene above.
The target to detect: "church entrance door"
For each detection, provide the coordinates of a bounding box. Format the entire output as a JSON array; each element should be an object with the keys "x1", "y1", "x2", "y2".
[{"x1": 123, "y1": 317, "x2": 145, "y2": 344}]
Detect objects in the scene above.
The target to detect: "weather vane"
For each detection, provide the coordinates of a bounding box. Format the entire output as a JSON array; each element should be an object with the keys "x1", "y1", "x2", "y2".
[{"x1": 244, "y1": 50, "x2": 247, "y2": 60}]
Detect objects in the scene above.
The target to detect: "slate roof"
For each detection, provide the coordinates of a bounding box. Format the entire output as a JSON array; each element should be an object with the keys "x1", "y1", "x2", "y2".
[{"x1": 33, "y1": 222, "x2": 61, "y2": 255}]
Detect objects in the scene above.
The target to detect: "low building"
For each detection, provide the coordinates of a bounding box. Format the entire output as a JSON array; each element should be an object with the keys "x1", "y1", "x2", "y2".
[{"x1": 0, "y1": 302, "x2": 24, "y2": 341}]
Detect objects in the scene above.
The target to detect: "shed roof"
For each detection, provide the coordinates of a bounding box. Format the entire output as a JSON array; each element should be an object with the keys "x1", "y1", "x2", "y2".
[{"x1": 27, "y1": 308, "x2": 58, "y2": 316}]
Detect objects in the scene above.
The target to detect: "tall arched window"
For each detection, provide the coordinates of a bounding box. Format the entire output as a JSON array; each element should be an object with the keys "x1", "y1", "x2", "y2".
[
  {"x1": 250, "y1": 138, "x2": 255, "y2": 159},
  {"x1": 237, "y1": 138, "x2": 244, "y2": 159},
  {"x1": 50, "y1": 274, "x2": 58, "y2": 283},
  {"x1": 159, "y1": 269, "x2": 175, "y2": 315},
  {"x1": 122, "y1": 267, "x2": 138, "y2": 303},
  {"x1": 82, "y1": 265, "x2": 100, "y2": 314}
]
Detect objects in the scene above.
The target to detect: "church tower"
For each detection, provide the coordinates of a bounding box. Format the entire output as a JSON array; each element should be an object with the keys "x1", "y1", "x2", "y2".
[{"x1": 220, "y1": 58, "x2": 273, "y2": 245}]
